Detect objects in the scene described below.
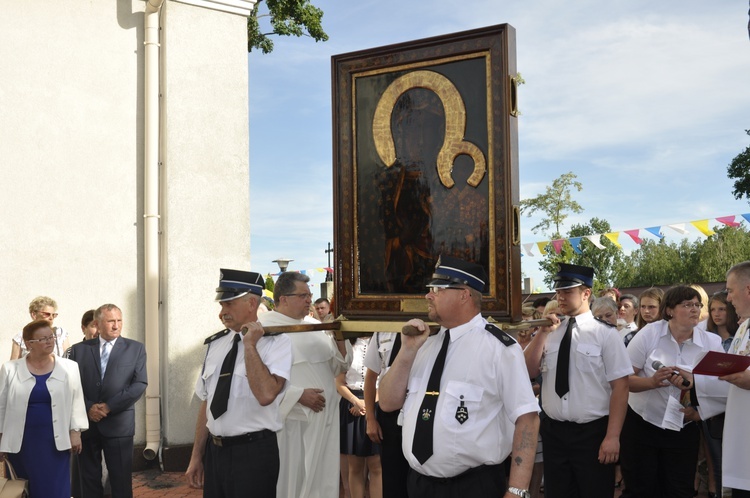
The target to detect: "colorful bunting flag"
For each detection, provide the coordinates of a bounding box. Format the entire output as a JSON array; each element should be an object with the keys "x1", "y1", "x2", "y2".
[
  {"x1": 624, "y1": 229, "x2": 643, "y2": 244},
  {"x1": 569, "y1": 237, "x2": 583, "y2": 254},
  {"x1": 520, "y1": 213, "x2": 747, "y2": 257},
  {"x1": 716, "y1": 216, "x2": 740, "y2": 227},
  {"x1": 586, "y1": 235, "x2": 605, "y2": 250},
  {"x1": 604, "y1": 232, "x2": 622, "y2": 248},
  {"x1": 690, "y1": 220, "x2": 715, "y2": 237},
  {"x1": 667, "y1": 224, "x2": 688, "y2": 235}
]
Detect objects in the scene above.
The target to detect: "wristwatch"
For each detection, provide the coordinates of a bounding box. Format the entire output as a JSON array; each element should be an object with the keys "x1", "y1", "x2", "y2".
[{"x1": 507, "y1": 486, "x2": 531, "y2": 498}]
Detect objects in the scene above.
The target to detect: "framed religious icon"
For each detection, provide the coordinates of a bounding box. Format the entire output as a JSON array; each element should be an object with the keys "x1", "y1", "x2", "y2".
[{"x1": 332, "y1": 24, "x2": 522, "y2": 321}]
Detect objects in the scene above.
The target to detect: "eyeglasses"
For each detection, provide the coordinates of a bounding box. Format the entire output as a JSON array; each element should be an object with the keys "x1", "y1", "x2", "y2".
[
  {"x1": 284, "y1": 292, "x2": 313, "y2": 299},
  {"x1": 36, "y1": 311, "x2": 58, "y2": 319},
  {"x1": 27, "y1": 336, "x2": 55, "y2": 344},
  {"x1": 680, "y1": 302, "x2": 704, "y2": 309},
  {"x1": 428, "y1": 286, "x2": 465, "y2": 295}
]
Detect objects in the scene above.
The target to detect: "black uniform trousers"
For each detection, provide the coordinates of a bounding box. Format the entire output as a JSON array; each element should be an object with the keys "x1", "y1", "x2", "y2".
[
  {"x1": 619, "y1": 407, "x2": 699, "y2": 498},
  {"x1": 203, "y1": 431, "x2": 279, "y2": 498},
  {"x1": 407, "y1": 463, "x2": 505, "y2": 498},
  {"x1": 540, "y1": 415, "x2": 614, "y2": 498},
  {"x1": 376, "y1": 405, "x2": 409, "y2": 498}
]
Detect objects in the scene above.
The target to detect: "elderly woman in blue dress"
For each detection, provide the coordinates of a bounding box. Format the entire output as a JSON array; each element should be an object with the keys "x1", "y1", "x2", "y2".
[{"x1": 0, "y1": 319, "x2": 88, "y2": 498}]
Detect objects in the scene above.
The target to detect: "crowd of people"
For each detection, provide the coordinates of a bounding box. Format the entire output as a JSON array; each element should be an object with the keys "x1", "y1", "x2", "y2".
[
  {"x1": 0, "y1": 299, "x2": 147, "y2": 498},
  {"x1": 4, "y1": 258, "x2": 750, "y2": 498}
]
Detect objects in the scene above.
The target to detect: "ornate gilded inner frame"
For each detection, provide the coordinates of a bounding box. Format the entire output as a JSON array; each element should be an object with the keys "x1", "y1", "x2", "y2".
[{"x1": 332, "y1": 24, "x2": 521, "y2": 321}]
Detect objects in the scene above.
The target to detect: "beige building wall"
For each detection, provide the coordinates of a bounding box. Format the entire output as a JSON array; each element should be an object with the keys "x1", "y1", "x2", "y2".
[{"x1": 0, "y1": 0, "x2": 252, "y2": 463}]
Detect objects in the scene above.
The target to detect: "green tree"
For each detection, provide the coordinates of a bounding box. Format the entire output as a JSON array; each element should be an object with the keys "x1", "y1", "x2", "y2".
[
  {"x1": 537, "y1": 218, "x2": 623, "y2": 290},
  {"x1": 728, "y1": 129, "x2": 750, "y2": 204},
  {"x1": 265, "y1": 274, "x2": 275, "y2": 293},
  {"x1": 248, "y1": 0, "x2": 328, "y2": 53},
  {"x1": 692, "y1": 226, "x2": 750, "y2": 281},
  {"x1": 612, "y1": 238, "x2": 694, "y2": 287},
  {"x1": 520, "y1": 171, "x2": 584, "y2": 236}
]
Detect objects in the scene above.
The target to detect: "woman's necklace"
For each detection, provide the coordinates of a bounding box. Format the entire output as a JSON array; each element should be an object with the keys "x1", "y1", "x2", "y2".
[{"x1": 26, "y1": 354, "x2": 54, "y2": 375}]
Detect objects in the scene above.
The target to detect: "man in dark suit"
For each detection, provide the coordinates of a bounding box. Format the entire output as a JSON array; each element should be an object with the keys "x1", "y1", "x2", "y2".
[{"x1": 69, "y1": 303, "x2": 148, "y2": 498}]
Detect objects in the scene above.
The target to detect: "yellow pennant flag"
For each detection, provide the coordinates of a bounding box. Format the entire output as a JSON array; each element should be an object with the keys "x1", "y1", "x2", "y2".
[
  {"x1": 604, "y1": 232, "x2": 622, "y2": 248},
  {"x1": 536, "y1": 242, "x2": 548, "y2": 255},
  {"x1": 690, "y1": 219, "x2": 715, "y2": 237}
]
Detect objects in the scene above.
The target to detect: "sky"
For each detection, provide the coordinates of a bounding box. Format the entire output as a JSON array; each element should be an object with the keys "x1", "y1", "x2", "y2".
[{"x1": 247, "y1": 0, "x2": 750, "y2": 295}]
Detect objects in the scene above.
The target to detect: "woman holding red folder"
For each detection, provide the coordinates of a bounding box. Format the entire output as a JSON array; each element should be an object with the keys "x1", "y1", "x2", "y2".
[{"x1": 619, "y1": 285, "x2": 725, "y2": 498}]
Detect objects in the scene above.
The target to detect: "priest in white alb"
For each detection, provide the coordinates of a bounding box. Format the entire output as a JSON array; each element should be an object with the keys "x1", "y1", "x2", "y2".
[{"x1": 260, "y1": 271, "x2": 351, "y2": 498}]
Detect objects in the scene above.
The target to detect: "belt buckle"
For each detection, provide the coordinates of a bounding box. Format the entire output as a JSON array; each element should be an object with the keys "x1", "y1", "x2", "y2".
[{"x1": 212, "y1": 436, "x2": 223, "y2": 447}]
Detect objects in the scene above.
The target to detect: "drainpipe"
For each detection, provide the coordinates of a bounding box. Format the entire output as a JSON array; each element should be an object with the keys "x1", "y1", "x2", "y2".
[{"x1": 143, "y1": 0, "x2": 165, "y2": 465}]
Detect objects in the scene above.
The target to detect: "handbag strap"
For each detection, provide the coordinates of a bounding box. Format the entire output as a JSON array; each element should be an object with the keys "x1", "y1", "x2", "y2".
[{"x1": 3, "y1": 460, "x2": 18, "y2": 480}]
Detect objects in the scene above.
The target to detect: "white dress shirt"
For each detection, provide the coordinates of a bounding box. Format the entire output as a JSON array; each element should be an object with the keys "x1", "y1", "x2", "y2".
[
  {"x1": 627, "y1": 320, "x2": 724, "y2": 427},
  {"x1": 540, "y1": 311, "x2": 633, "y2": 423},
  {"x1": 400, "y1": 314, "x2": 539, "y2": 478},
  {"x1": 195, "y1": 330, "x2": 292, "y2": 436}
]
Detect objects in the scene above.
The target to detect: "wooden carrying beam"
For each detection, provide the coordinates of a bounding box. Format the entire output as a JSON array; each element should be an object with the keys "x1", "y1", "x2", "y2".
[{"x1": 252, "y1": 318, "x2": 552, "y2": 340}]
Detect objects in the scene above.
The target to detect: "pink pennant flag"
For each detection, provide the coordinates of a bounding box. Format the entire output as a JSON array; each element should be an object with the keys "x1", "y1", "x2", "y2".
[
  {"x1": 624, "y1": 229, "x2": 643, "y2": 244},
  {"x1": 716, "y1": 216, "x2": 741, "y2": 227},
  {"x1": 536, "y1": 242, "x2": 548, "y2": 255},
  {"x1": 690, "y1": 220, "x2": 715, "y2": 237},
  {"x1": 604, "y1": 232, "x2": 622, "y2": 248},
  {"x1": 551, "y1": 239, "x2": 564, "y2": 254}
]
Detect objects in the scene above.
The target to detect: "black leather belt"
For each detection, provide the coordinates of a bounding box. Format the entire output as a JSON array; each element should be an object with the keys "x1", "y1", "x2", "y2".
[{"x1": 210, "y1": 429, "x2": 273, "y2": 447}]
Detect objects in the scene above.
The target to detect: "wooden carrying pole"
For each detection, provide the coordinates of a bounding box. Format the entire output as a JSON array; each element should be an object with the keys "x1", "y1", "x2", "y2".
[{"x1": 252, "y1": 318, "x2": 553, "y2": 340}]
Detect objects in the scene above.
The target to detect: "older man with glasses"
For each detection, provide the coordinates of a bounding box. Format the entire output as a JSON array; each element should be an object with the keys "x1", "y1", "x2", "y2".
[
  {"x1": 259, "y1": 271, "x2": 352, "y2": 498},
  {"x1": 379, "y1": 255, "x2": 540, "y2": 498}
]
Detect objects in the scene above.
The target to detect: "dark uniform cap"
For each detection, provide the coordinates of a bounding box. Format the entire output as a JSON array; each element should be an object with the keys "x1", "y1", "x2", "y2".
[
  {"x1": 552, "y1": 263, "x2": 594, "y2": 290},
  {"x1": 427, "y1": 255, "x2": 487, "y2": 292},
  {"x1": 215, "y1": 269, "x2": 265, "y2": 302}
]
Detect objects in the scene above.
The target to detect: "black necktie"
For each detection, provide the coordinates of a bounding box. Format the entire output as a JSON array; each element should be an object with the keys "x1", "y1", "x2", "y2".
[
  {"x1": 555, "y1": 317, "x2": 575, "y2": 398},
  {"x1": 412, "y1": 330, "x2": 450, "y2": 464},
  {"x1": 210, "y1": 333, "x2": 241, "y2": 419},
  {"x1": 387, "y1": 333, "x2": 402, "y2": 367}
]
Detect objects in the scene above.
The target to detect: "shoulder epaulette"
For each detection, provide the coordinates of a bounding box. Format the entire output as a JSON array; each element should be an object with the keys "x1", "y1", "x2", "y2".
[
  {"x1": 594, "y1": 317, "x2": 617, "y2": 328},
  {"x1": 204, "y1": 329, "x2": 230, "y2": 345},
  {"x1": 484, "y1": 323, "x2": 516, "y2": 347}
]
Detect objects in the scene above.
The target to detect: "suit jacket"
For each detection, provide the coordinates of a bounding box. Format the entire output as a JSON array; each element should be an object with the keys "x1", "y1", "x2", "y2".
[
  {"x1": 69, "y1": 337, "x2": 147, "y2": 438},
  {"x1": 0, "y1": 357, "x2": 89, "y2": 452}
]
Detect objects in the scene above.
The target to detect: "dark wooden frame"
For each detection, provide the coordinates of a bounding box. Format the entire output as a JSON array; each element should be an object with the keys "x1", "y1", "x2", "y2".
[{"x1": 332, "y1": 24, "x2": 521, "y2": 321}]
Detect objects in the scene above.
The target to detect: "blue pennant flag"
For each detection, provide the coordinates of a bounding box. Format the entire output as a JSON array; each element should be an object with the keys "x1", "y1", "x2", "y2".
[
  {"x1": 569, "y1": 237, "x2": 583, "y2": 254},
  {"x1": 645, "y1": 226, "x2": 664, "y2": 239}
]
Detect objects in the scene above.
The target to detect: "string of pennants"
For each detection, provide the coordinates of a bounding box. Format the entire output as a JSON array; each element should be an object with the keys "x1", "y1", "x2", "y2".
[{"x1": 522, "y1": 213, "x2": 750, "y2": 258}]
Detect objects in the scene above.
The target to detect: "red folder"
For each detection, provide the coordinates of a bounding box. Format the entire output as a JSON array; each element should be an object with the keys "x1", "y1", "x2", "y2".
[{"x1": 692, "y1": 351, "x2": 750, "y2": 376}]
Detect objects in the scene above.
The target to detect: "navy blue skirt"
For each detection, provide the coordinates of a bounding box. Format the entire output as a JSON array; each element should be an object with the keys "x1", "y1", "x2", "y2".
[{"x1": 339, "y1": 389, "x2": 380, "y2": 457}]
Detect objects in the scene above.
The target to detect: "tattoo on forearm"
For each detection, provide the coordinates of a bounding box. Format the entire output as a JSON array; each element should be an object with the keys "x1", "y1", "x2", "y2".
[
  {"x1": 518, "y1": 428, "x2": 535, "y2": 451},
  {"x1": 514, "y1": 456, "x2": 523, "y2": 466}
]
